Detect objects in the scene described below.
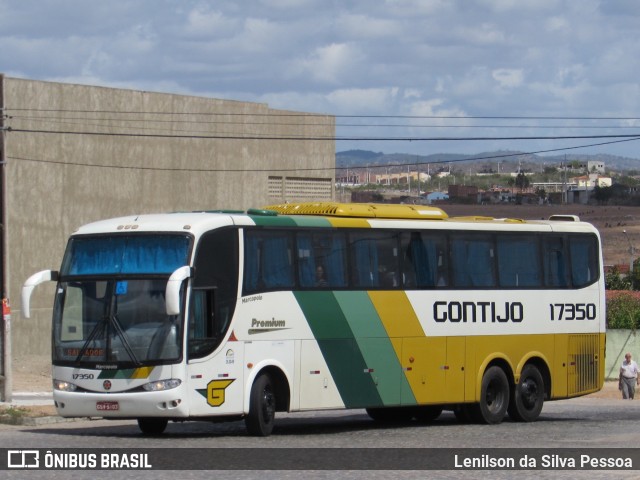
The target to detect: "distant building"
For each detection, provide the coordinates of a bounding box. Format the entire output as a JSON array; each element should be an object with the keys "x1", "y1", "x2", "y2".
[
  {"x1": 423, "y1": 192, "x2": 449, "y2": 204},
  {"x1": 448, "y1": 185, "x2": 478, "y2": 200},
  {"x1": 567, "y1": 174, "x2": 613, "y2": 204},
  {"x1": 374, "y1": 171, "x2": 430, "y2": 184},
  {"x1": 588, "y1": 161, "x2": 606, "y2": 174},
  {"x1": 570, "y1": 174, "x2": 612, "y2": 188}
]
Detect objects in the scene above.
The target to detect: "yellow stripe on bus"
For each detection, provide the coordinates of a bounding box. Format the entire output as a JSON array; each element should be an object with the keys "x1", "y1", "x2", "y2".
[
  {"x1": 368, "y1": 291, "x2": 424, "y2": 338},
  {"x1": 131, "y1": 366, "x2": 154, "y2": 379},
  {"x1": 326, "y1": 217, "x2": 372, "y2": 228}
]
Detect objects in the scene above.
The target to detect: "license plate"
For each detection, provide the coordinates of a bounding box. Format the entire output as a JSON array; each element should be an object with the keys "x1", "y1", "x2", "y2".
[{"x1": 96, "y1": 401, "x2": 119, "y2": 411}]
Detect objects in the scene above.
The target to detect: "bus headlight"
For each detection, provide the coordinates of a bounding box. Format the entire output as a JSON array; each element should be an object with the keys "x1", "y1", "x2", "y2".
[
  {"x1": 142, "y1": 379, "x2": 181, "y2": 392},
  {"x1": 53, "y1": 379, "x2": 78, "y2": 392}
]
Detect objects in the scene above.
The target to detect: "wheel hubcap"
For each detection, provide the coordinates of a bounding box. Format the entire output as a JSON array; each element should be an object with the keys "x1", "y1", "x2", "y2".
[
  {"x1": 262, "y1": 388, "x2": 275, "y2": 421},
  {"x1": 521, "y1": 378, "x2": 538, "y2": 409}
]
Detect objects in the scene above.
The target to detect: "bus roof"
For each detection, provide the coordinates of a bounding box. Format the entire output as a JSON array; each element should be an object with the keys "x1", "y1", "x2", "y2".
[{"x1": 70, "y1": 203, "x2": 598, "y2": 237}]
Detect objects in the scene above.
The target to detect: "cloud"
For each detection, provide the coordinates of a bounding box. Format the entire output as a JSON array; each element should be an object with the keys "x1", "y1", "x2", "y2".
[
  {"x1": 335, "y1": 13, "x2": 402, "y2": 39},
  {"x1": 292, "y1": 43, "x2": 366, "y2": 85},
  {"x1": 1, "y1": 0, "x2": 639, "y2": 158},
  {"x1": 184, "y1": 7, "x2": 238, "y2": 38},
  {"x1": 454, "y1": 23, "x2": 506, "y2": 45},
  {"x1": 492, "y1": 69, "x2": 524, "y2": 89},
  {"x1": 326, "y1": 87, "x2": 400, "y2": 113}
]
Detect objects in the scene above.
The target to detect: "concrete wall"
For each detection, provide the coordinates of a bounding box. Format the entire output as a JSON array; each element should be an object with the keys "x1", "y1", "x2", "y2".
[
  {"x1": 605, "y1": 330, "x2": 640, "y2": 380},
  {"x1": 1, "y1": 76, "x2": 335, "y2": 359}
]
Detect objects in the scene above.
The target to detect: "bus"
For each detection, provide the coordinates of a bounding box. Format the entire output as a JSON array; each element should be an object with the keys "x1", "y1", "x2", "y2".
[{"x1": 22, "y1": 202, "x2": 605, "y2": 436}]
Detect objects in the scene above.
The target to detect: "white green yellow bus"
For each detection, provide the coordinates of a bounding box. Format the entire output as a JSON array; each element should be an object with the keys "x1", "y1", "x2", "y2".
[{"x1": 22, "y1": 202, "x2": 605, "y2": 436}]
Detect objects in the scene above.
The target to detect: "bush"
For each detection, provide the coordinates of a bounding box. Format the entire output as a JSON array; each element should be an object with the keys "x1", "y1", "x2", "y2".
[
  {"x1": 607, "y1": 292, "x2": 640, "y2": 329},
  {"x1": 605, "y1": 268, "x2": 632, "y2": 290}
]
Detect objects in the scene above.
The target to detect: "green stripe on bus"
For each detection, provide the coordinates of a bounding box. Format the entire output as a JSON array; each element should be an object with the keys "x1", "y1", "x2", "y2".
[
  {"x1": 248, "y1": 214, "x2": 331, "y2": 228},
  {"x1": 334, "y1": 291, "x2": 416, "y2": 406},
  {"x1": 248, "y1": 215, "x2": 299, "y2": 227},
  {"x1": 289, "y1": 216, "x2": 333, "y2": 228},
  {"x1": 294, "y1": 291, "x2": 383, "y2": 408}
]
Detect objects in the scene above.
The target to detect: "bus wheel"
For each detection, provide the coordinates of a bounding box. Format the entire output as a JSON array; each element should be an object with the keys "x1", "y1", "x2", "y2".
[
  {"x1": 477, "y1": 366, "x2": 509, "y2": 424},
  {"x1": 245, "y1": 373, "x2": 276, "y2": 436},
  {"x1": 414, "y1": 406, "x2": 443, "y2": 423},
  {"x1": 508, "y1": 365, "x2": 544, "y2": 422},
  {"x1": 137, "y1": 418, "x2": 168, "y2": 435}
]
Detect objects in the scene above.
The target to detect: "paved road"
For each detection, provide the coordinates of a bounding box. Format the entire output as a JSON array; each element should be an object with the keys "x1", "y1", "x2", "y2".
[{"x1": 1, "y1": 395, "x2": 639, "y2": 479}]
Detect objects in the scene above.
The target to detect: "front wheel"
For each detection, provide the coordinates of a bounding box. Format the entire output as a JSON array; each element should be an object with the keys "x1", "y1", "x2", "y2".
[
  {"x1": 245, "y1": 373, "x2": 276, "y2": 436},
  {"x1": 137, "y1": 418, "x2": 168, "y2": 435},
  {"x1": 508, "y1": 365, "x2": 544, "y2": 422},
  {"x1": 476, "y1": 366, "x2": 509, "y2": 424}
]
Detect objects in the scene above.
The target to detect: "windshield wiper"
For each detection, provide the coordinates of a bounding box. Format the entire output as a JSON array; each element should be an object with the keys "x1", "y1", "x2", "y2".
[
  {"x1": 109, "y1": 314, "x2": 141, "y2": 366},
  {"x1": 75, "y1": 316, "x2": 107, "y2": 363}
]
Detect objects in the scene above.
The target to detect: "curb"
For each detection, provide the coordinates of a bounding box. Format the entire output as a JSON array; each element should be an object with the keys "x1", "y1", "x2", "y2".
[{"x1": 0, "y1": 415, "x2": 91, "y2": 426}]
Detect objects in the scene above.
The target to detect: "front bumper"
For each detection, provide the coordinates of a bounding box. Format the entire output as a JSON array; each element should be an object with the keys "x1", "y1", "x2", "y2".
[{"x1": 53, "y1": 385, "x2": 189, "y2": 418}]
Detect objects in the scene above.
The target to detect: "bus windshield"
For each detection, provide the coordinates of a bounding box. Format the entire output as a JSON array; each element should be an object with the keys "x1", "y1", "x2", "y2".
[
  {"x1": 53, "y1": 279, "x2": 183, "y2": 367},
  {"x1": 53, "y1": 234, "x2": 192, "y2": 367}
]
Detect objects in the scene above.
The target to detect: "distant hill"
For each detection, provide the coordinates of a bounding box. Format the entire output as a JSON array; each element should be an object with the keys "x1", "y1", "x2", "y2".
[{"x1": 336, "y1": 149, "x2": 639, "y2": 173}]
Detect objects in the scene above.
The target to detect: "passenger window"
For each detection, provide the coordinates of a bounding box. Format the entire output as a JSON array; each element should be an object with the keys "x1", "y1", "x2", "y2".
[
  {"x1": 244, "y1": 230, "x2": 294, "y2": 293},
  {"x1": 451, "y1": 234, "x2": 496, "y2": 287},
  {"x1": 496, "y1": 235, "x2": 541, "y2": 287},
  {"x1": 349, "y1": 231, "x2": 400, "y2": 288},
  {"x1": 297, "y1": 232, "x2": 347, "y2": 288},
  {"x1": 402, "y1": 231, "x2": 448, "y2": 288},
  {"x1": 543, "y1": 236, "x2": 570, "y2": 287},
  {"x1": 570, "y1": 235, "x2": 599, "y2": 288}
]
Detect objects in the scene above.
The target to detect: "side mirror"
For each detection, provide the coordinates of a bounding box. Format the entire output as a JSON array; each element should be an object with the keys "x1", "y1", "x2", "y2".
[
  {"x1": 165, "y1": 266, "x2": 192, "y2": 316},
  {"x1": 22, "y1": 270, "x2": 58, "y2": 319}
]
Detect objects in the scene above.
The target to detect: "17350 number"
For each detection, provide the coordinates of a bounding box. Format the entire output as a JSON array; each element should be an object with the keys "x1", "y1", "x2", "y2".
[{"x1": 549, "y1": 303, "x2": 597, "y2": 321}]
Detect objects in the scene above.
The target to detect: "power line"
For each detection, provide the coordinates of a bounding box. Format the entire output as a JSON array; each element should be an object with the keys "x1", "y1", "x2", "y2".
[
  {"x1": 9, "y1": 127, "x2": 640, "y2": 142},
  {"x1": 9, "y1": 114, "x2": 640, "y2": 130},
  {"x1": 7, "y1": 137, "x2": 640, "y2": 173},
  {"x1": 6, "y1": 107, "x2": 640, "y2": 121}
]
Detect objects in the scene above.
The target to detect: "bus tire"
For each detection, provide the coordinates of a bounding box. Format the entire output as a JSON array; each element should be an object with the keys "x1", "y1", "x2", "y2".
[
  {"x1": 245, "y1": 373, "x2": 276, "y2": 436},
  {"x1": 477, "y1": 366, "x2": 509, "y2": 424},
  {"x1": 137, "y1": 418, "x2": 168, "y2": 435},
  {"x1": 508, "y1": 364, "x2": 544, "y2": 422}
]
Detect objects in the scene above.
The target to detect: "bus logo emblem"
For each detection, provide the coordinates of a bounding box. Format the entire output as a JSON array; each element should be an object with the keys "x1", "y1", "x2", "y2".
[
  {"x1": 196, "y1": 379, "x2": 235, "y2": 407},
  {"x1": 103, "y1": 380, "x2": 112, "y2": 391}
]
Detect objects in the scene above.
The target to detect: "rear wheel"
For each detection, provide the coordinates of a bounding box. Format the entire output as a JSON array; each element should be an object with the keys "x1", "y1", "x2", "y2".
[
  {"x1": 508, "y1": 364, "x2": 544, "y2": 422},
  {"x1": 476, "y1": 366, "x2": 509, "y2": 424},
  {"x1": 137, "y1": 418, "x2": 168, "y2": 435},
  {"x1": 245, "y1": 373, "x2": 276, "y2": 436}
]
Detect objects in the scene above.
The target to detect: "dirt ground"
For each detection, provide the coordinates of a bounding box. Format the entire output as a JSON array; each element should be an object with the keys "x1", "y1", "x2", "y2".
[
  {"x1": 10, "y1": 204, "x2": 639, "y2": 395},
  {"x1": 12, "y1": 354, "x2": 52, "y2": 392},
  {"x1": 442, "y1": 203, "x2": 640, "y2": 267}
]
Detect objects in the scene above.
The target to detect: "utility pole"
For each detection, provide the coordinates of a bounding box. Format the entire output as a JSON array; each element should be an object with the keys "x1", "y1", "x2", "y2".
[
  {"x1": 0, "y1": 74, "x2": 10, "y2": 402},
  {"x1": 624, "y1": 230, "x2": 636, "y2": 280},
  {"x1": 562, "y1": 156, "x2": 568, "y2": 204}
]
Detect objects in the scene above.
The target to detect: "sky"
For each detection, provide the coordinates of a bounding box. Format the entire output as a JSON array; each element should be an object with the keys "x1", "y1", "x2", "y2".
[{"x1": 2, "y1": 0, "x2": 640, "y2": 160}]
